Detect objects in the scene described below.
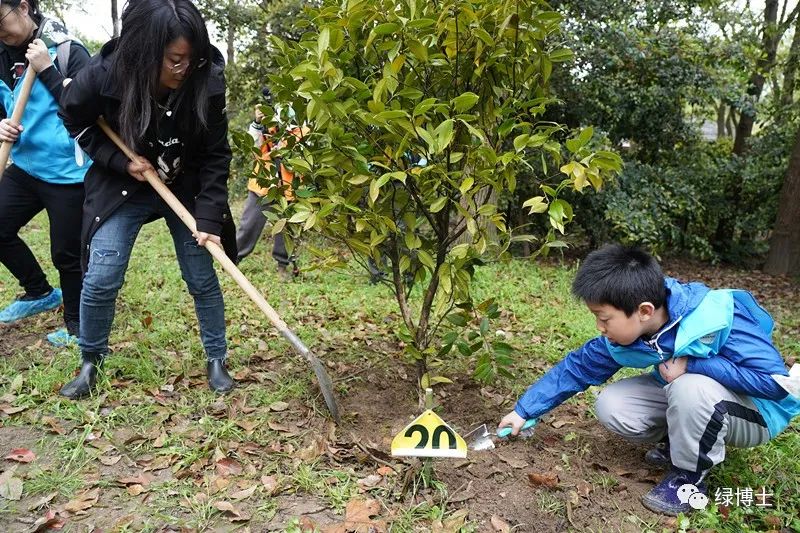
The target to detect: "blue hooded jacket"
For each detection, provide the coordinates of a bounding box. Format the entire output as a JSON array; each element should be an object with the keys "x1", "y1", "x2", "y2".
[
  {"x1": 514, "y1": 277, "x2": 800, "y2": 438},
  {"x1": 0, "y1": 18, "x2": 90, "y2": 184}
]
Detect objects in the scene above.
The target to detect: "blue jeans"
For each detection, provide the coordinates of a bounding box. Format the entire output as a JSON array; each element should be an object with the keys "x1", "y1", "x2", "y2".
[{"x1": 80, "y1": 188, "x2": 227, "y2": 361}]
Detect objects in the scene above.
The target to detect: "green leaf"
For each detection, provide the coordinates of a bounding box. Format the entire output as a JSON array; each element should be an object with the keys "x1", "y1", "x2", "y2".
[
  {"x1": 369, "y1": 179, "x2": 380, "y2": 203},
  {"x1": 522, "y1": 196, "x2": 548, "y2": 214},
  {"x1": 513, "y1": 134, "x2": 530, "y2": 152},
  {"x1": 417, "y1": 249, "x2": 435, "y2": 270},
  {"x1": 430, "y1": 196, "x2": 448, "y2": 213},
  {"x1": 452, "y1": 92, "x2": 479, "y2": 112},
  {"x1": 434, "y1": 119, "x2": 455, "y2": 153},
  {"x1": 549, "y1": 48, "x2": 574, "y2": 63},
  {"x1": 288, "y1": 210, "x2": 310, "y2": 223},
  {"x1": 375, "y1": 110, "x2": 408, "y2": 121},
  {"x1": 348, "y1": 174, "x2": 372, "y2": 185},
  {"x1": 373, "y1": 23, "x2": 399, "y2": 35},
  {"x1": 459, "y1": 176, "x2": 474, "y2": 196},
  {"x1": 408, "y1": 39, "x2": 428, "y2": 62},
  {"x1": 447, "y1": 313, "x2": 468, "y2": 327},
  {"x1": 271, "y1": 218, "x2": 287, "y2": 236}
]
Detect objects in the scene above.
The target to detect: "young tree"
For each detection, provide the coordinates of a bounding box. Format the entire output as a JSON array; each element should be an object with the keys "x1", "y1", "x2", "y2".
[{"x1": 248, "y1": 0, "x2": 621, "y2": 387}]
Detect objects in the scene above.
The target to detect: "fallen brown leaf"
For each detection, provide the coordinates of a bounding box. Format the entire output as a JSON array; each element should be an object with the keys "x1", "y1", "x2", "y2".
[
  {"x1": 5, "y1": 448, "x2": 36, "y2": 463},
  {"x1": 356, "y1": 474, "x2": 382, "y2": 490},
  {"x1": 40, "y1": 416, "x2": 66, "y2": 435},
  {"x1": 99, "y1": 455, "x2": 122, "y2": 466},
  {"x1": 31, "y1": 509, "x2": 66, "y2": 532},
  {"x1": 497, "y1": 453, "x2": 528, "y2": 469},
  {"x1": 575, "y1": 480, "x2": 592, "y2": 497},
  {"x1": 260, "y1": 475, "x2": 282, "y2": 496},
  {"x1": 215, "y1": 457, "x2": 243, "y2": 477},
  {"x1": 0, "y1": 468, "x2": 23, "y2": 500},
  {"x1": 376, "y1": 466, "x2": 394, "y2": 476},
  {"x1": 126, "y1": 484, "x2": 145, "y2": 496},
  {"x1": 213, "y1": 500, "x2": 251, "y2": 522},
  {"x1": 490, "y1": 514, "x2": 511, "y2": 533},
  {"x1": 323, "y1": 498, "x2": 386, "y2": 533},
  {"x1": 268, "y1": 401, "x2": 289, "y2": 412},
  {"x1": 63, "y1": 488, "x2": 99, "y2": 513},
  {"x1": 527, "y1": 471, "x2": 559, "y2": 488},
  {"x1": 117, "y1": 473, "x2": 153, "y2": 487},
  {"x1": 229, "y1": 485, "x2": 257, "y2": 501},
  {"x1": 27, "y1": 492, "x2": 57, "y2": 512}
]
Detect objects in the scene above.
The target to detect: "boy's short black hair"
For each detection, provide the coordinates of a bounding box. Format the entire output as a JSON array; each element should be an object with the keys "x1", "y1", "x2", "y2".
[{"x1": 572, "y1": 244, "x2": 666, "y2": 316}]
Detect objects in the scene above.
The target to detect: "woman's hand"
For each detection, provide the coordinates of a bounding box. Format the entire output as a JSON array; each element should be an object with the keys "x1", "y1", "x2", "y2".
[
  {"x1": 0, "y1": 119, "x2": 23, "y2": 143},
  {"x1": 25, "y1": 39, "x2": 53, "y2": 73},
  {"x1": 194, "y1": 232, "x2": 221, "y2": 247},
  {"x1": 126, "y1": 155, "x2": 155, "y2": 182}
]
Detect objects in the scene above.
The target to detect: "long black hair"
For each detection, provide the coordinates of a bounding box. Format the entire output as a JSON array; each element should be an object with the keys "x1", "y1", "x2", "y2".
[
  {"x1": 1, "y1": 0, "x2": 43, "y2": 25},
  {"x1": 111, "y1": 0, "x2": 212, "y2": 150}
]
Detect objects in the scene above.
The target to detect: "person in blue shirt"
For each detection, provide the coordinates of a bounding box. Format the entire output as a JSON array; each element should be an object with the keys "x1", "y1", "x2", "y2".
[
  {"x1": 0, "y1": 0, "x2": 91, "y2": 345},
  {"x1": 498, "y1": 244, "x2": 800, "y2": 516}
]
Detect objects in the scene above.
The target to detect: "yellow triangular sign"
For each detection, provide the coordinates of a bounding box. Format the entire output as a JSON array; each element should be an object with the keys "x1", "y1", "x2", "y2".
[{"x1": 391, "y1": 409, "x2": 467, "y2": 458}]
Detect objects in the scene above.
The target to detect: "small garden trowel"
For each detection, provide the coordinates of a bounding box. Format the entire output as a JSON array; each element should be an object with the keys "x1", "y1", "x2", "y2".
[{"x1": 466, "y1": 419, "x2": 537, "y2": 451}]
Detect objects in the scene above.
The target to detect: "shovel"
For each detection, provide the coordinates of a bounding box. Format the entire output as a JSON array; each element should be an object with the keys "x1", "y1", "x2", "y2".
[
  {"x1": 466, "y1": 418, "x2": 537, "y2": 451},
  {"x1": 95, "y1": 117, "x2": 340, "y2": 423}
]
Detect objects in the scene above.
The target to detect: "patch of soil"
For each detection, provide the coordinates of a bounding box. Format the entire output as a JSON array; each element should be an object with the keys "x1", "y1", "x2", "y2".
[{"x1": 331, "y1": 368, "x2": 671, "y2": 532}]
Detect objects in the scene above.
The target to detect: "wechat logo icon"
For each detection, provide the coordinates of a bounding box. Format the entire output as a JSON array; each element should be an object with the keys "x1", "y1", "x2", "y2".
[{"x1": 677, "y1": 483, "x2": 709, "y2": 510}]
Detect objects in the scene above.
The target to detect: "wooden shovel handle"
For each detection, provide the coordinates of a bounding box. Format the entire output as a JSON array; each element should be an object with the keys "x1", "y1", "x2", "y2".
[
  {"x1": 0, "y1": 69, "x2": 38, "y2": 172},
  {"x1": 96, "y1": 118, "x2": 340, "y2": 423}
]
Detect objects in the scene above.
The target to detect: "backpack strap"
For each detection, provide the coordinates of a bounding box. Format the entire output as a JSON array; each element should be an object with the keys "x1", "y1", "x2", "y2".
[{"x1": 55, "y1": 40, "x2": 71, "y2": 76}]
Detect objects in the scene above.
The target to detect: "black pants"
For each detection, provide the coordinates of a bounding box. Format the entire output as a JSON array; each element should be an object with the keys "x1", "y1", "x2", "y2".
[{"x1": 0, "y1": 165, "x2": 83, "y2": 331}]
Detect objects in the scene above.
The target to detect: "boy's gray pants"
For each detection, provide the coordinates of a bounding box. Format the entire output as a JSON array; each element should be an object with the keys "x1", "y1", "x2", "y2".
[
  {"x1": 235, "y1": 191, "x2": 290, "y2": 266},
  {"x1": 595, "y1": 373, "x2": 771, "y2": 473}
]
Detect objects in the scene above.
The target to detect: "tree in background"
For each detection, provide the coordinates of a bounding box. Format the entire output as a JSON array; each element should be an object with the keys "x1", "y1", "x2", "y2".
[{"x1": 250, "y1": 0, "x2": 621, "y2": 386}]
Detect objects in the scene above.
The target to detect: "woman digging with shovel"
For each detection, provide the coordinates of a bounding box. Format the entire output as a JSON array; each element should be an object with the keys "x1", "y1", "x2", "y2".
[
  {"x1": 58, "y1": 0, "x2": 239, "y2": 398},
  {"x1": 0, "y1": 0, "x2": 91, "y2": 344}
]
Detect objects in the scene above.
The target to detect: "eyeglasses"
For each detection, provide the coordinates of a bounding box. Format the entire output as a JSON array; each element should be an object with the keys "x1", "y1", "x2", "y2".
[
  {"x1": 0, "y1": 7, "x2": 17, "y2": 28},
  {"x1": 166, "y1": 57, "x2": 208, "y2": 75}
]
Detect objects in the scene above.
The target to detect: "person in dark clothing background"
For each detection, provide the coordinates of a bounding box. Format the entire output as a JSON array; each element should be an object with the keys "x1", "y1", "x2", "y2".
[
  {"x1": 0, "y1": 0, "x2": 91, "y2": 345},
  {"x1": 57, "y1": 0, "x2": 237, "y2": 398}
]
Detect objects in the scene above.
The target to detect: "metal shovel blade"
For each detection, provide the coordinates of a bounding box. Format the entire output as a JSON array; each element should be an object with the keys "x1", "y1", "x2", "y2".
[{"x1": 465, "y1": 423, "x2": 496, "y2": 451}]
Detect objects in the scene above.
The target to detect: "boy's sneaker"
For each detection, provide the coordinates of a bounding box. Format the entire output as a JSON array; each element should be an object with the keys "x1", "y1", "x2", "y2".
[
  {"x1": 645, "y1": 439, "x2": 671, "y2": 469},
  {"x1": 641, "y1": 467, "x2": 708, "y2": 515},
  {"x1": 47, "y1": 328, "x2": 79, "y2": 347},
  {"x1": 0, "y1": 288, "x2": 62, "y2": 323}
]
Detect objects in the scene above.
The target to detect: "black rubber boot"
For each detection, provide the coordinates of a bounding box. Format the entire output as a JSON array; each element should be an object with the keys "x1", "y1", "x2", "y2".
[
  {"x1": 645, "y1": 438, "x2": 671, "y2": 469},
  {"x1": 60, "y1": 352, "x2": 104, "y2": 400},
  {"x1": 207, "y1": 359, "x2": 236, "y2": 393}
]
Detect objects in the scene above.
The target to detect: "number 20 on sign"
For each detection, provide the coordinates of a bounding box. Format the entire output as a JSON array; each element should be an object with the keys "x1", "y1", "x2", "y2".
[{"x1": 391, "y1": 409, "x2": 468, "y2": 458}]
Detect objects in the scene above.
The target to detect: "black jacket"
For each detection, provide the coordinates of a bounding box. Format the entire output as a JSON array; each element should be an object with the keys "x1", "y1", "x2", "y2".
[{"x1": 59, "y1": 40, "x2": 236, "y2": 270}]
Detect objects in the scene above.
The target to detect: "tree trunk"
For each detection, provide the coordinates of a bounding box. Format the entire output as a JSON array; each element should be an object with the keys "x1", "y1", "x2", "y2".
[
  {"x1": 782, "y1": 22, "x2": 800, "y2": 106},
  {"x1": 764, "y1": 126, "x2": 800, "y2": 276},
  {"x1": 733, "y1": 0, "x2": 779, "y2": 155},
  {"x1": 717, "y1": 102, "x2": 727, "y2": 139},
  {"x1": 726, "y1": 107, "x2": 736, "y2": 137},
  {"x1": 111, "y1": 0, "x2": 120, "y2": 38},
  {"x1": 226, "y1": 0, "x2": 236, "y2": 66}
]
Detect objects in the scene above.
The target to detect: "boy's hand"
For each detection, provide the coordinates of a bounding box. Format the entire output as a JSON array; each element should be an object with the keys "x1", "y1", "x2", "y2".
[
  {"x1": 659, "y1": 356, "x2": 688, "y2": 383},
  {"x1": 498, "y1": 410, "x2": 526, "y2": 437}
]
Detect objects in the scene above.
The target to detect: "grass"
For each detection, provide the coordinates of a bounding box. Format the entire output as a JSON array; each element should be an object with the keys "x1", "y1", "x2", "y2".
[{"x1": 1, "y1": 206, "x2": 799, "y2": 531}]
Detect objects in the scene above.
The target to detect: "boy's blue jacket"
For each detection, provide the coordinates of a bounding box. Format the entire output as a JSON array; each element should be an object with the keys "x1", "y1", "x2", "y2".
[
  {"x1": 514, "y1": 277, "x2": 800, "y2": 438},
  {"x1": 0, "y1": 18, "x2": 90, "y2": 184}
]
